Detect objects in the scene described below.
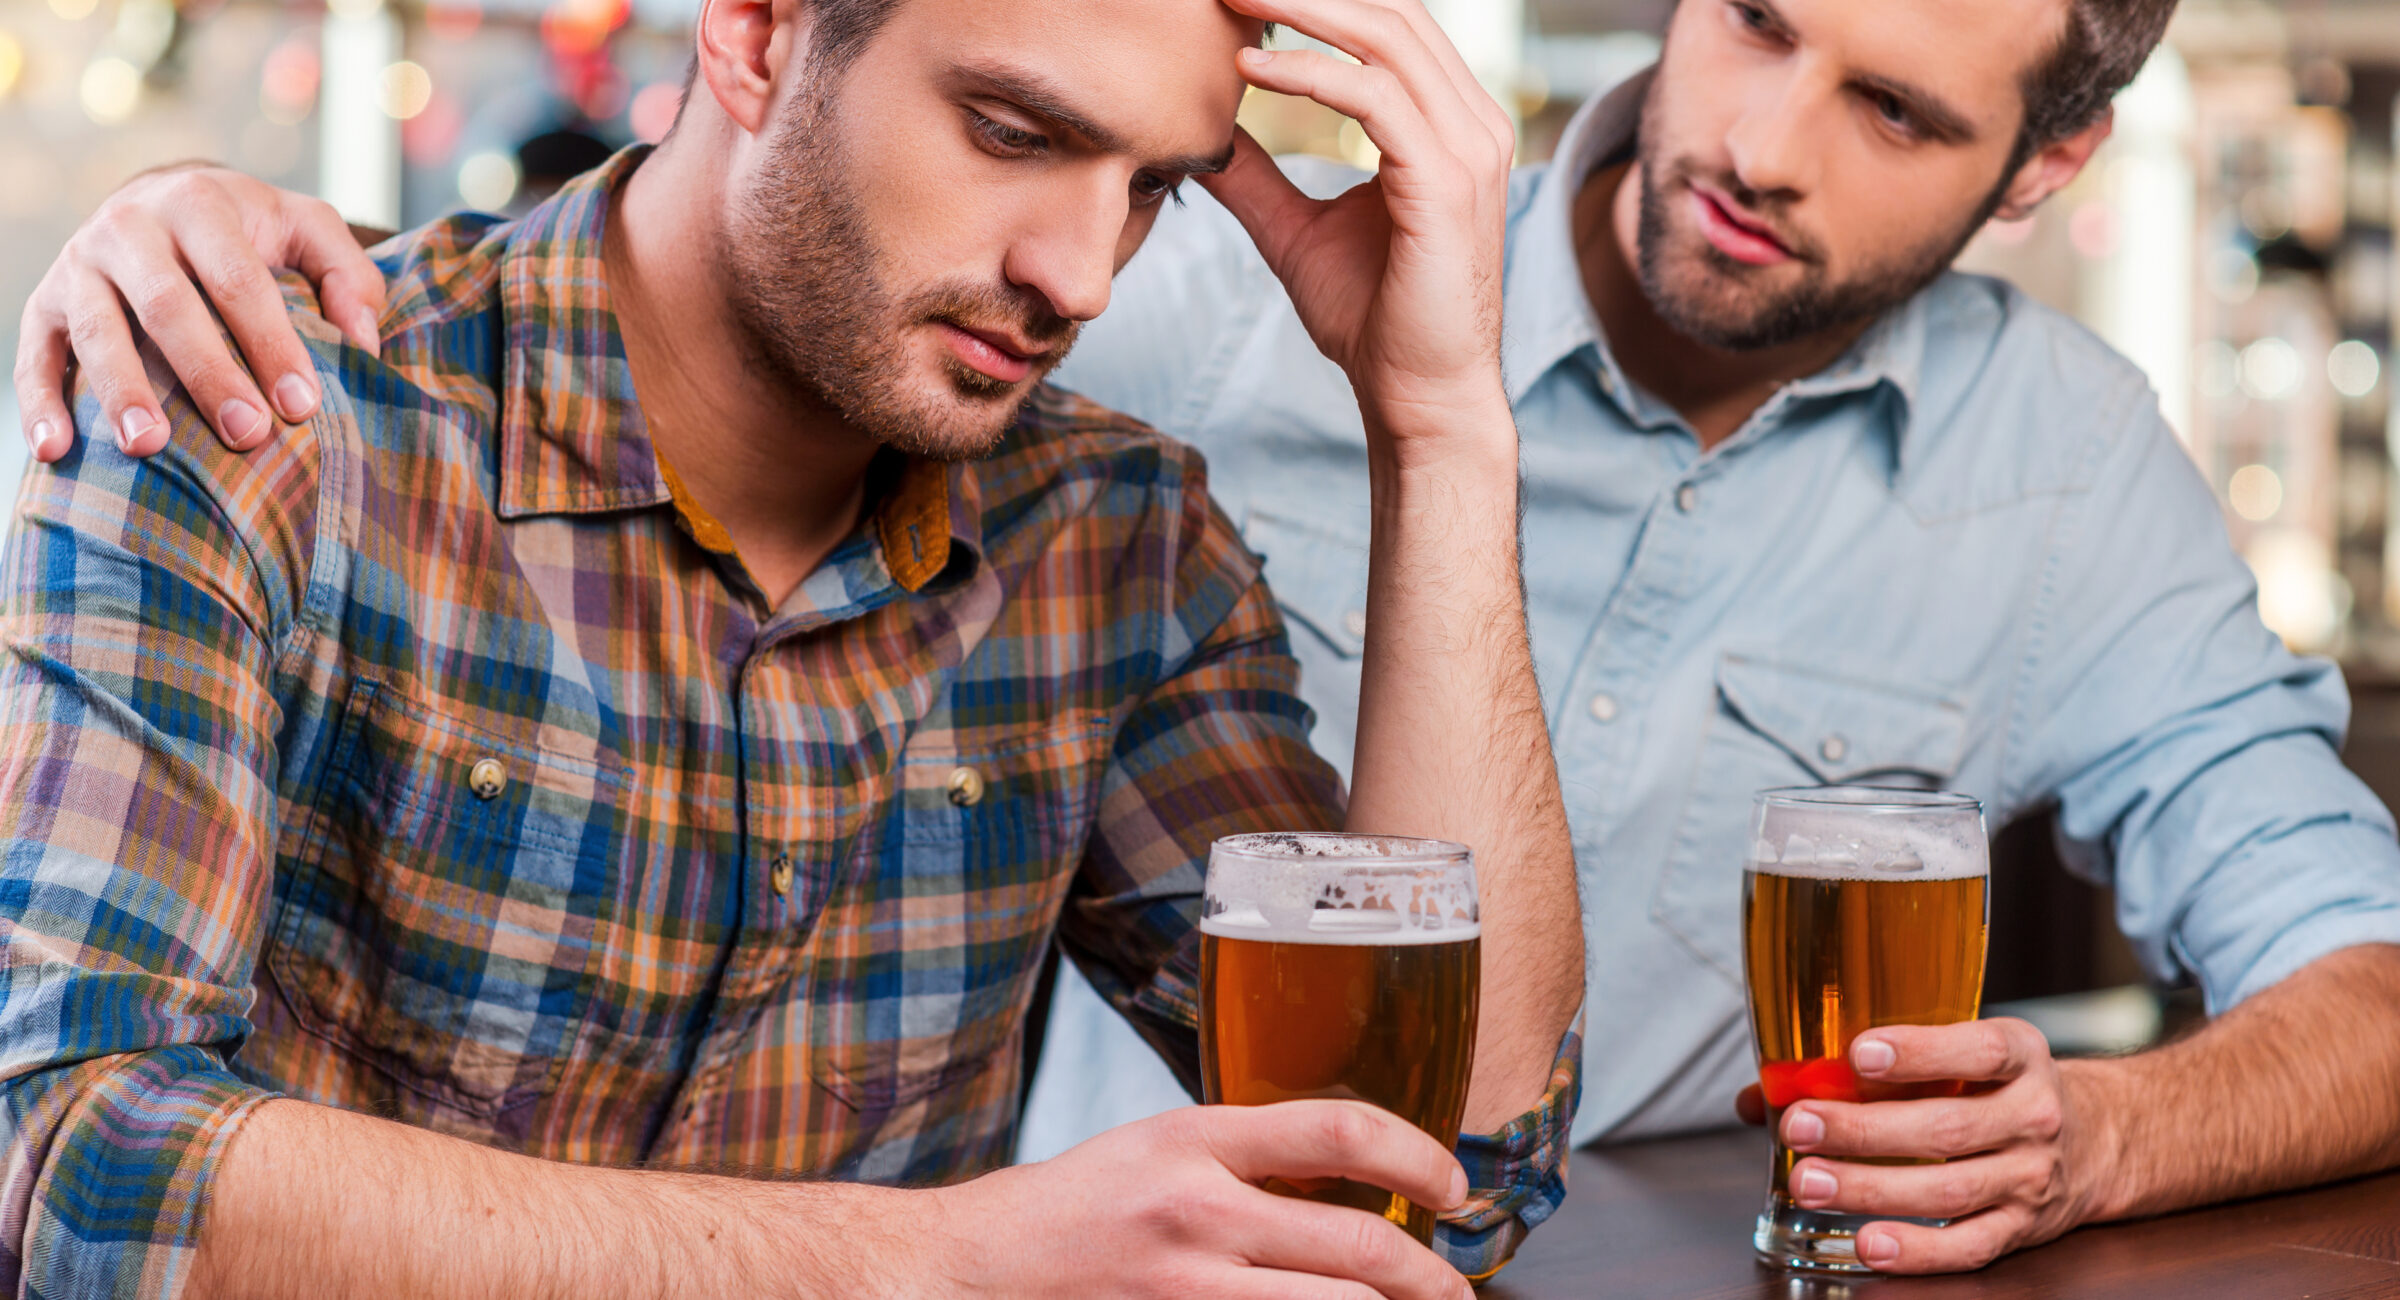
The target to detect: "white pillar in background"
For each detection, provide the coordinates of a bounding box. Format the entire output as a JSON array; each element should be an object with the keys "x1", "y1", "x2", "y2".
[
  {"x1": 1425, "y1": 0, "x2": 1524, "y2": 123},
  {"x1": 320, "y1": 0, "x2": 401, "y2": 230},
  {"x1": 2085, "y1": 46, "x2": 2196, "y2": 440}
]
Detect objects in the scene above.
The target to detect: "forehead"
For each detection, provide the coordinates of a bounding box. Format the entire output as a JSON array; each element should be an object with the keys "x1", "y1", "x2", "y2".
[
  {"x1": 1738, "y1": 0, "x2": 2069, "y2": 129},
  {"x1": 879, "y1": 0, "x2": 1258, "y2": 153}
]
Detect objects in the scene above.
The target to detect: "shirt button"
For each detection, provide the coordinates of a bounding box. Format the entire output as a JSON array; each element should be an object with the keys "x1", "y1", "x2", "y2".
[
  {"x1": 947, "y1": 765, "x2": 986, "y2": 807},
  {"x1": 769, "y1": 855, "x2": 794, "y2": 898},
  {"x1": 467, "y1": 758, "x2": 507, "y2": 800},
  {"x1": 1676, "y1": 484, "x2": 1700, "y2": 513},
  {"x1": 1588, "y1": 693, "x2": 1619, "y2": 723},
  {"x1": 1342, "y1": 609, "x2": 1368, "y2": 640},
  {"x1": 1820, "y1": 735, "x2": 1849, "y2": 764}
]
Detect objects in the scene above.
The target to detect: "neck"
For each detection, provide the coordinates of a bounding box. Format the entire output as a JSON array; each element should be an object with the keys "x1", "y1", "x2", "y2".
[
  {"x1": 605, "y1": 141, "x2": 880, "y2": 608},
  {"x1": 1574, "y1": 163, "x2": 1871, "y2": 451}
]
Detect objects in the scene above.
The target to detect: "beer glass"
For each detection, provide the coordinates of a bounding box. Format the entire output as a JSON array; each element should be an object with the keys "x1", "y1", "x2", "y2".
[
  {"x1": 1200, "y1": 833, "x2": 1481, "y2": 1245},
  {"x1": 1741, "y1": 787, "x2": 1989, "y2": 1273}
]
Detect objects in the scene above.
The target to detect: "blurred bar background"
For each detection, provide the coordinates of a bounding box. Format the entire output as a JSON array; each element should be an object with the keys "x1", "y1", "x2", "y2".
[{"x1": 4, "y1": 0, "x2": 2397, "y2": 1046}]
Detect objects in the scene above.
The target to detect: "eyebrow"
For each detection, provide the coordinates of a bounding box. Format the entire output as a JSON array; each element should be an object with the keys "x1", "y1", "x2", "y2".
[
  {"x1": 1740, "y1": 0, "x2": 1977, "y2": 144},
  {"x1": 949, "y1": 61, "x2": 1239, "y2": 176}
]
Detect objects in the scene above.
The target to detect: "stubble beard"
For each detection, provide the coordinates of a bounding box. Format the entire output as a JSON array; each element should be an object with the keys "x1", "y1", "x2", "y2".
[
  {"x1": 720, "y1": 83, "x2": 1079, "y2": 462},
  {"x1": 1631, "y1": 122, "x2": 1996, "y2": 353}
]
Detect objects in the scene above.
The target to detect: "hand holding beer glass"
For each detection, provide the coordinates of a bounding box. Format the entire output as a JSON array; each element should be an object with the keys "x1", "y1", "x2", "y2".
[
  {"x1": 1200, "y1": 833, "x2": 1481, "y2": 1245},
  {"x1": 1742, "y1": 788, "x2": 1990, "y2": 1273}
]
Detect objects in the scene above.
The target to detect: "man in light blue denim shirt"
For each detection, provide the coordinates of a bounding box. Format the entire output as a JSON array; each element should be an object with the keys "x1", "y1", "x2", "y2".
[{"x1": 1026, "y1": 0, "x2": 2400, "y2": 1277}]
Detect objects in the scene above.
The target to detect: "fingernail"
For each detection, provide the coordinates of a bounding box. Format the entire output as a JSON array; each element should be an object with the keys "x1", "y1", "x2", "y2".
[
  {"x1": 1447, "y1": 1164, "x2": 1469, "y2": 1209},
  {"x1": 1238, "y1": 46, "x2": 1272, "y2": 65},
  {"x1": 1854, "y1": 1039, "x2": 1896, "y2": 1076},
  {"x1": 272, "y1": 373, "x2": 318, "y2": 421},
  {"x1": 1861, "y1": 1230, "x2": 1899, "y2": 1266},
  {"x1": 1795, "y1": 1166, "x2": 1836, "y2": 1203},
  {"x1": 219, "y1": 398, "x2": 265, "y2": 448},
  {"x1": 26, "y1": 419, "x2": 57, "y2": 460},
  {"x1": 1785, "y1": 1109, "x2": 1825, "y2": 1147},
  {"x1": 118, "y1": 409, "x2": 156, "y2": 454},
  {"x1": 351, "y1": 310, "x2": 381, "y2": 357}
]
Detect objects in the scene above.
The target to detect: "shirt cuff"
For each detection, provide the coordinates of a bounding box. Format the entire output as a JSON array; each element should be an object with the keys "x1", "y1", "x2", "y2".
[
  {"x1": 4, "y1": 1045, "x2": 273, "y2": 1300},
  {"x1": 1434, "y1": 1008, "x2": 1584, "y2": 1283}
]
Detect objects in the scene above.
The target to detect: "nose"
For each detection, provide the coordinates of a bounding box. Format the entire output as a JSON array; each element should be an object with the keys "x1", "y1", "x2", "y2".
[
  {"x1": 1001, "y1": 175, "x2": 1124, "y2": 325},
  {"x1": 1724, "y1": 64, "x2": 1822, "y2": 199}
]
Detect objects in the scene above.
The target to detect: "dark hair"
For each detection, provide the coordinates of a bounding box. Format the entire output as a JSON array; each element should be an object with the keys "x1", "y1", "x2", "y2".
[{"x1": 2014, "y1": 0, "x2": 2178, "y2": 158}]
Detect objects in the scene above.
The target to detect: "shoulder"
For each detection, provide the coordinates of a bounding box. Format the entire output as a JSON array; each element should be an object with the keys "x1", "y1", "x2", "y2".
[
  {"x1": 983, "y1": 385, "x2": 1218, "y2": 509},
  {"x1": 1897, "y1": 272, "x2": 2177, "y2": 517}
]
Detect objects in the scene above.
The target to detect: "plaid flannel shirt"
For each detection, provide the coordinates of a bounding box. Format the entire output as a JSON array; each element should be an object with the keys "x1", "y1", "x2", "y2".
[{"x1": 0, "y1": 149, "x2": 1578, "y2": 1299}]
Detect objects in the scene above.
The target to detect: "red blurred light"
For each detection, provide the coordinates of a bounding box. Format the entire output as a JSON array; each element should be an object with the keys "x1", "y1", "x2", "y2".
[{"x1": 629, "y1": 80, "x2": 681, "y2": 143}]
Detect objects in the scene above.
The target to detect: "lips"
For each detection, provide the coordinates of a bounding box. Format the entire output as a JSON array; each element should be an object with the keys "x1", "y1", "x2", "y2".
[
  {"x1": 1689, "y1": 183, "x2": 1796, "y2": 267},
  {"x1": 936, "y1": 320, "x2": 1050, "y2": 385}
]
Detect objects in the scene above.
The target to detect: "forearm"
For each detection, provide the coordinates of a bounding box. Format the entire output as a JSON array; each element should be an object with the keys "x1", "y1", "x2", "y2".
[
  {"x1": 2066, "y1": 943, "x2": 2400, "y2": 1223},
  {"x1": 188, "y1": 1099, "x2": 908, "y2": 1300},
  {"x1": 1345, "y1": 394, "x2": 1583, "y2": 1131}
]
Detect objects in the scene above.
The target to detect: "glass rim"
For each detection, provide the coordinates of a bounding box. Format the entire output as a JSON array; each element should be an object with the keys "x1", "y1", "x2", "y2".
[
  {"x1": 1209, "y1": 831, "x2": 1472, "y2": 866},
  {"x1": 1753, "y1": 785, "x2": 1983, "y2": 815}
]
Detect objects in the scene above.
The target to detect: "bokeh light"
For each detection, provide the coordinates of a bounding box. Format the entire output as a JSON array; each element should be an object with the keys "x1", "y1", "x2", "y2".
[
  {"x1": 2329, "y1": 339, "x2": 2382, "y2": 399},
  {"x1": 47, "y1": 0, "x2": 97, "y2": 21},
  {"x1": 2239, "y1": 337, "x2": 2301, "y2": 400},
  {"x1": 425, "y1": 0, "x2": 483, "y2": 41},
  {"x1": 458, "y1": 150, "x2": 519, "y2": 210},
  {"x1": 0, "y1": 30, "x2": 24, "y2": 99},
  {"x1": 2230, "y1": 464, "x2": 2285, "y2": 522},
  {"x1": 2068, "y1": 202, "x2": 2118, "y2": 260},
  {"x1": 629, "y1": 80, "x2": 683, "y2": 143},
  {"x1": 377, "y1": 60, "x2": 434, "y2": 120},
  {"x1": 79, "y1": 56, "x2": 142, "y2": 124},
  {"x1": 260, "y1": 36, "x2": 320, "y2": 125}
]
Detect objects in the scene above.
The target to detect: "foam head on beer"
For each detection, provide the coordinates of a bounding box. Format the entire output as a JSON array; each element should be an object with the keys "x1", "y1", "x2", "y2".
[
  {"x1": 1747, "y1": 790, "x2": 1988, "y2": 882},
  {"x1": 1199, "y1": 832, "x2": 1480, "y2": 942}
]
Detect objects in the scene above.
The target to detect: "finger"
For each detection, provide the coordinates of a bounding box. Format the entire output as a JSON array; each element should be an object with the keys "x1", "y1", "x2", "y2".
[
  {"x1": 1352, "y1": 0, "x2": 1515, "y2": 159},
  {"x1": 1194, "y1": 128, "x2": 1326, "y2": 276},
  {"x1": 1232, "y1": 45, "x2": 1458, "y2": 180},
  {"x1": 1734, "y1": 1084, "x2": 1766, "y2": 1127},
  {"x1": 60, "y1": 273, "x2": 172, "y2": 456},
  {"x1": 11, "y1": 314, "x2": 77, "y2": 462},
  {"x1": 1787, "y1": 1149, "x2": 2043, "y2": 1222},
  {"x1": 1224, "y1": 0, "x2": 1495, "y2": 163},
  {"x1": 1235, "y1": 1194, "x2": 1468, "y2": 1300},
  {"x1": 1191, "y1": 1101, "x2": 1468, "y2": 1214},
  {"x1": 1784, "y1": 1077, "x2": 2058, "y2": 1161},
  {"x1": 88, "y1": 224, "x2": 277, "y2": 452},
  {"x1": 1215, "y1": 1273, "x2": 1383, "y2": 1300},
  {"x1": 284, "y1": 194, "x2": 387, "y2": 358},
  {"x1": 1856, "y1": 1018, "x2": 2049, "y2": 1086},
  {"x1": 1855, "y1": 1204, "x2": 2037, "y2": 1274},
  {"x1": 176, "y1": 206, "x2": 331, "y2": 439}
]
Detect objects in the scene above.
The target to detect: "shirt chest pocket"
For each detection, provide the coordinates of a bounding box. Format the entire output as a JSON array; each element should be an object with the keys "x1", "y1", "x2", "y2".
[
  {"x1": 268, "y1": 678, "x2": 628, "y2": 1118},
  {"x1": 809, "y1": 710, "x2": 1113, "y2": 1123},
  {"x1": 1652, "y1": 655, "x2": 1969, "y2": 980}
]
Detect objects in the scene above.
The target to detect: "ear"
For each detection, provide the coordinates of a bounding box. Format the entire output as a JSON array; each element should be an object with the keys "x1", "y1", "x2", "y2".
[
  {"x1": 1990, "y1": 109, "x2": 2112, "y2": 221},
  {"x1": 693, "y1": 0, "x2": 797, "y2": 137}
]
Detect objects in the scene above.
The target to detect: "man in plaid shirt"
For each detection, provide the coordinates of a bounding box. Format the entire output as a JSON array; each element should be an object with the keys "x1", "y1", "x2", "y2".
[{"x1": 0, "y1": 0, "x2": 1583, "y2": 1296}]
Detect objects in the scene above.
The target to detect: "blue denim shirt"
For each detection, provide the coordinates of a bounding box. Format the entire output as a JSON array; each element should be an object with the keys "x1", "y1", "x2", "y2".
[{"x1": 1022, "y1": 75, "x2": 2400, "y2": 1149}]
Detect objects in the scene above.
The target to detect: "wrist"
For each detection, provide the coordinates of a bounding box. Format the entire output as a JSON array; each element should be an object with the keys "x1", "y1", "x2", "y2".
[{"x1": 2057, "y1": 1058, "x2": 2138, "y2": 1224}]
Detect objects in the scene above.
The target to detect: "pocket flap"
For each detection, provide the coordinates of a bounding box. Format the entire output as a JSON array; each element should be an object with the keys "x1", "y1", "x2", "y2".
[
  {"x1": 1242, "y1": 506, "x2": 1371, "y2": 659},
  {"x1": 1715, "y1": 655, "x2": 1968, "y2": 785}
]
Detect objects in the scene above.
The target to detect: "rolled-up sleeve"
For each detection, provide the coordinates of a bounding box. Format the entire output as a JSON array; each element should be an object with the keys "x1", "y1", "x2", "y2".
[
  {"x1": 2009, "y1": 402, "x2": 2400, "y2": 1013},
  {"x1": 1439, "y1": 1011, "x2": 1581, "y2": 1282},
  {"x1": 1, "y1": 350, "x2": 322, "y2": 1297}
]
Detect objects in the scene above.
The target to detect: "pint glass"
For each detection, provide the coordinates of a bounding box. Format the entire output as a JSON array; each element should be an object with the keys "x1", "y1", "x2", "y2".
[
  {"x1": 1200, "y1": 833, "x2": 1481, "y2": 1245},
  {"x1": 1741, "y1": 787, "x2": 1989, "y2": 1273}
]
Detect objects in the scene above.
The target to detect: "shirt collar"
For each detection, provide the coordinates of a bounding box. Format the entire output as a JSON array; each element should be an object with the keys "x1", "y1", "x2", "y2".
[
  {"x1": 1500, "y1": 67, "x2": 1930, "y2": 472},
  {"x1": 490, "y1": 145, "x2": 976, "y2": 593}
]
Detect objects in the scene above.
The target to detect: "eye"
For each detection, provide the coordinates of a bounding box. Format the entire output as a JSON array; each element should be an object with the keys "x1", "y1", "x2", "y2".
[
  {"x1": 968, "y1": 110, "x2": 1047, "y2": 157},
  {"x1": 1867, "y1": 90, "x2": 1921, "y2": 137},
  {"x1": 1130, "y1": 170, "x2": 1185, "y2": 208},
  {"x1": 1730, "y1": 2, "x2": 1772, "y2": 32}
]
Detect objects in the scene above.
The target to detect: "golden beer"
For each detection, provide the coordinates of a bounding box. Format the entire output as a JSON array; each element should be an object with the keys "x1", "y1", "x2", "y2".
[
  {"x1": 1741, "y1": 788, "x2": 1989, "y2": 1273},
  {"x1": 1198, "y1": 834, "x2": 1481, "y2": 1246}
]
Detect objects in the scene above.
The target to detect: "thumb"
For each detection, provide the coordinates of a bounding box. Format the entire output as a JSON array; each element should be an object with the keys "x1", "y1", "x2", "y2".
[
  {"x1": 1194, "y1": 128, "x2": 1317, "y2": 276},
  {"x1": 1735, "y1": 1084, "x2": 1767, "y2": 1127}
]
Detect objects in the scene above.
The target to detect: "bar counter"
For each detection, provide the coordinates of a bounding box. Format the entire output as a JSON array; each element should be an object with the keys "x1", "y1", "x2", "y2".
[{"x1": 1483, "y1": 1127, "x2": 2400, "y2": 1298}]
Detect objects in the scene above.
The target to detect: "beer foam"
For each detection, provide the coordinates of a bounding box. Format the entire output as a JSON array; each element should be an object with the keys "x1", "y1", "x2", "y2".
[
  {"x1": 1749, "y1": 809, "x2": 1986, "y2": 882},
  {"x1": 1200, "y1": 907, "x2": 1481, "y2": 944},
  {"x1": 1203, "y1": 833, "x2": 1478, "y2": 943}
]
